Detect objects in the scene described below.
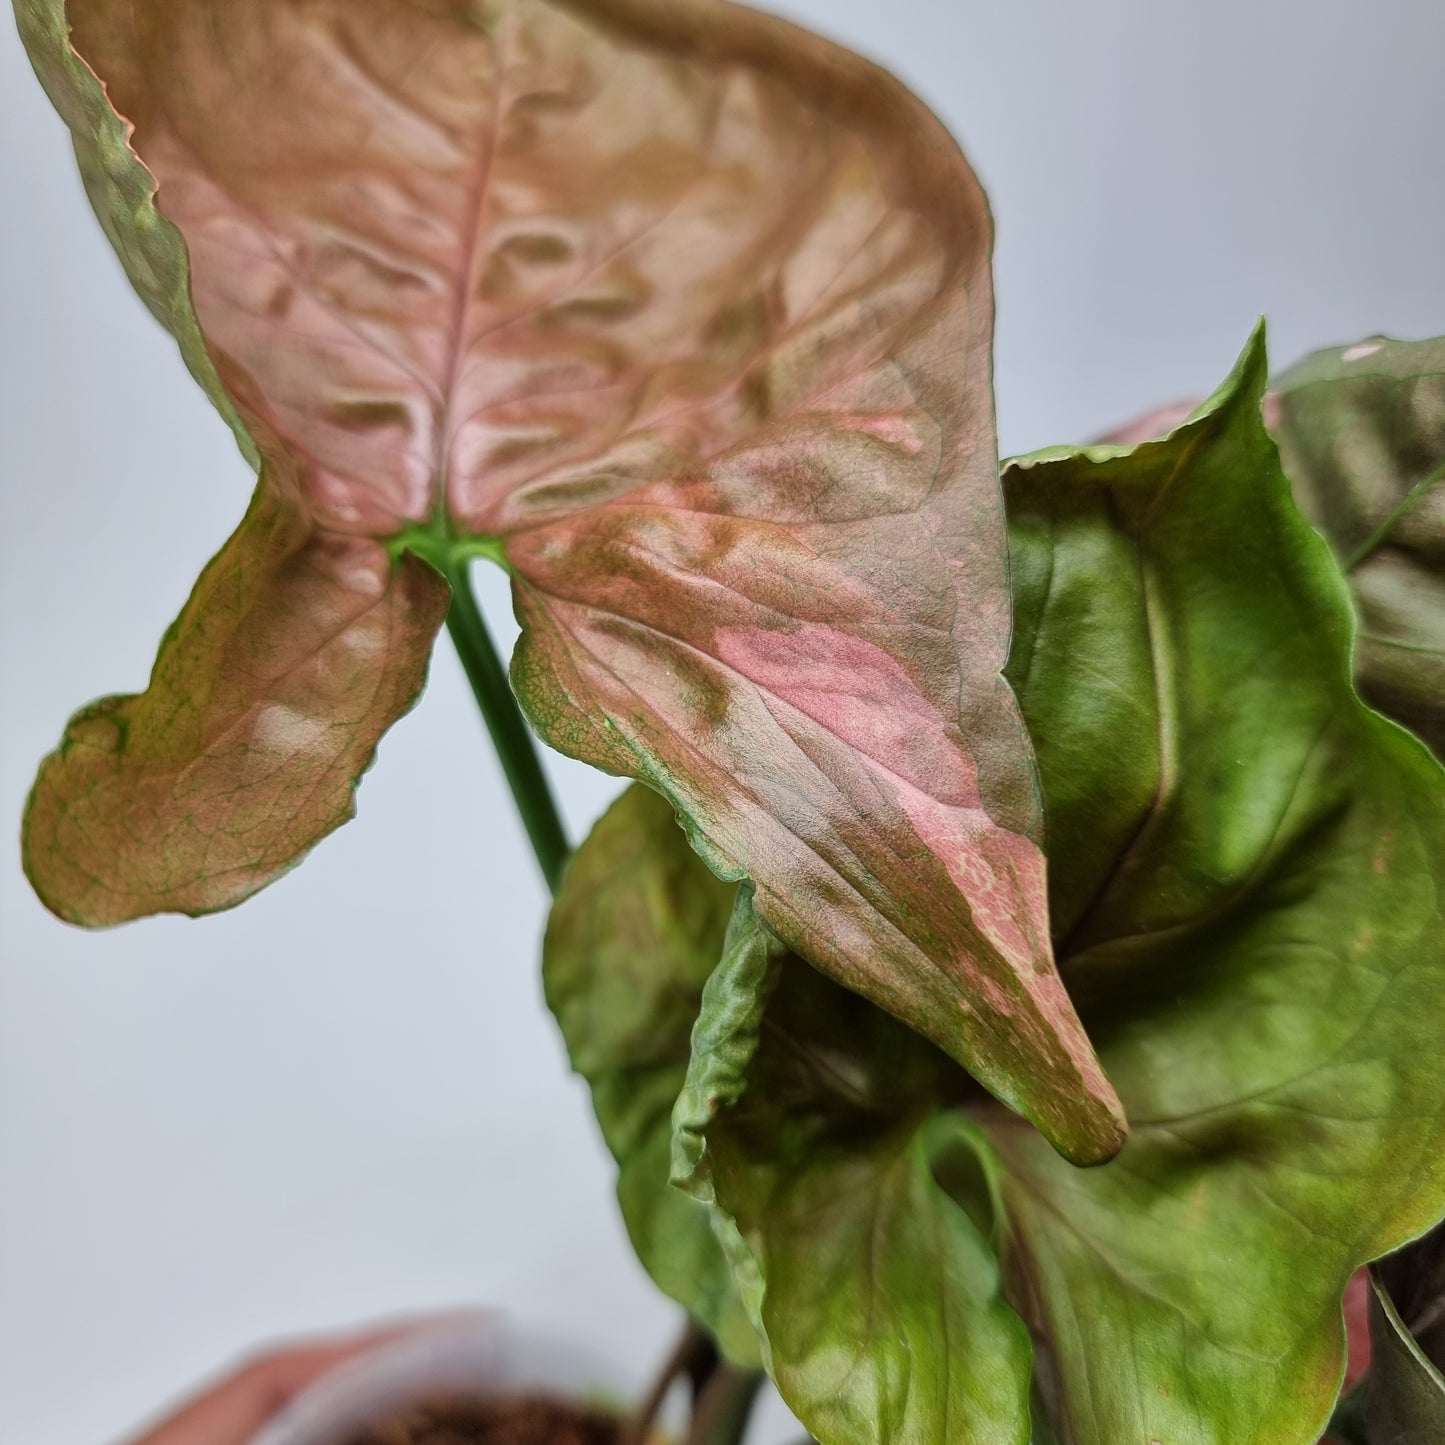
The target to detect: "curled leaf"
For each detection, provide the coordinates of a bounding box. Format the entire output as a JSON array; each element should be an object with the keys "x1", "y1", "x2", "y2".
[
  {"x1": 542, "y1": 784, "x2": 757, "y2": 1363},
  {"x1": 1091, "y1": 338, "x2": 1445, "y2": 763},
  {"x1": 1268, "y1": 335, "x2": 1444, "y2": 756},
  {"x1": 1364, "y1": 1222, "x2": 1445, "y2": 1443},
  {"x1": 673, "y1": 890, "x2": 1033, "y2": 1445},
  {"x1": 21, "y1": 0, "x2": 1119, "y2": 1158},
  {"x1": 550, "y1": 785, "x2": 1033, "y2": 1435}
]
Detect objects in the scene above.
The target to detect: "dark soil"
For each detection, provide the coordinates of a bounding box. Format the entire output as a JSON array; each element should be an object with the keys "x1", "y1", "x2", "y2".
[{"x1": 344, "y1": 1395, "x2": 621, "y2": 1445}]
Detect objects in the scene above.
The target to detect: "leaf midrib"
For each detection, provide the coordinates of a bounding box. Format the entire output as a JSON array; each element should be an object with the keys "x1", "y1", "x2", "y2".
[
  {"x1": 1051, "y1": 500, "x2": 1179, "y2": 961},
  {"x1": 432, "y1": 20, "x2": 507, "y2": 525},
  {"x1": 1342, "y1": 456, "x2": 1445, "y2": 572}
]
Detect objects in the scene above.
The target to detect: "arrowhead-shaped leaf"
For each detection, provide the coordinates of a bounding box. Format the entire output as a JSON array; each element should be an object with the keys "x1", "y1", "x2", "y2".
[
  {"x1": 1268, "y1": 336, "x2": 1444, "y2": 757},
  {"x1": 662, "y1": 329, "x2": 1445, "y2": 1445},
  {"x1": 1358, "y1": 1222, "x2": 1445, "y2": 1444},
  {"x1": 19, "y1": 0, "x2": 1120, "y2": 1158}
]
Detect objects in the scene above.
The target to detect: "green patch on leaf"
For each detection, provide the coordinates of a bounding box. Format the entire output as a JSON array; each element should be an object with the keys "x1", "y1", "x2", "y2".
[{"x1": 543, "y1": 785, "x2": 759, "y2": 1364}]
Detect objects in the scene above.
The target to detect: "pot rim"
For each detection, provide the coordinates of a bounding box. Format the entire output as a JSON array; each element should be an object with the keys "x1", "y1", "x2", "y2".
[{"x1": 246, "y1": 1314, "x2": 626, "y2": 1445}]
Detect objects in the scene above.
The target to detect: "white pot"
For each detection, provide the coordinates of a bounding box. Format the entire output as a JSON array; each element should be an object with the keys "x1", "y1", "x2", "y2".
[{"x1": 247, "y1": 1317, "x2": 625, "y2": 1445}]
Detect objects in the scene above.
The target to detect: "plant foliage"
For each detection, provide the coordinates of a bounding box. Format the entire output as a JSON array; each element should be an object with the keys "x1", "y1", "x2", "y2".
[
  {"x1": 549, "y1": 332, "x2": 1445, "y2": 1444},
  {"x1": 1362, "y1": 1222, "x2": 1445, "y2": 1443},
  {"x1": 17, "y1": 0, "x2": 1121, "y2": 1163},
  {"x1": 12, "y1": 2, "x2": 1445, "y2": 1441},
  {"x1": 1269, "y1": 335, "x2": 1444, "y2": 759}
]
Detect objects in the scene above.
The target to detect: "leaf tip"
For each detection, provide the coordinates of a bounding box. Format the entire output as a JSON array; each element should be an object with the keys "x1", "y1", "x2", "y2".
[
  {"x1": 1195, "y1": 317, "x2": 1271, "y2": 426},
  {"x1": 1038, "y1": 1070, "x2": 1128, "y2": 1168}
]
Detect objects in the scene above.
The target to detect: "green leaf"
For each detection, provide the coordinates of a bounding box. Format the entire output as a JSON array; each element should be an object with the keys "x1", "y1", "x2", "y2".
[
  {"x1": 672, "y1": 327, "x2": 1445, "y2": 1445},
  {"x1": 992, "y1": 325, "x2": 1445, "y2": 1445},
  {"x1": 20, "y1": 0, "x2": 1121, "y2": 1161},
  {"x1": 1364, "y1": 1222, "x2": 1445, "y2": 1443},
  {"x1": 542, "y1": 784, "x2": 758, "y2": 1364},
  {"x1": 549, "y1": 785, "x2": 1032, "y2": 1431},
  {"x1": 1269, "y1": 336, "x2": 1445, "y2": 756},
  {"x1": 674, "y1": 888, "x2": 1033, "y2": 1445}
]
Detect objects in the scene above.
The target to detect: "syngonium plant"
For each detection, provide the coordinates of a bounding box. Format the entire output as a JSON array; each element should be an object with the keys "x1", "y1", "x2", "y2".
[{"x1": 11, "y1": 1, "x2": 1445, "y2": 1443}]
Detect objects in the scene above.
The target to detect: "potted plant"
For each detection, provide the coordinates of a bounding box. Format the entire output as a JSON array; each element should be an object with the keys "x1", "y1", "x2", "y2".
[{"x1": 9, "y1": 0, "x2": 1443, "y2": 1441}]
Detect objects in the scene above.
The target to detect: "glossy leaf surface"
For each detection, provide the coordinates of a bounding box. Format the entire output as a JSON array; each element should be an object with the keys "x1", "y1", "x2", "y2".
[
  {"x1": 542, "y1": 783, "x2": 757, "y2": 1363},
  {"x1": 19, "y1": 0, "x2": 1120, "y2": 1159},
  {"x1": 1268, "y1": 336, "x2": 1444, "y2": 756},
  {"x1": 669, "y1": 331, "x2": 1445, "y2": 1444},
  {"x1": 1364, "y1": 1222, "x2": 1445, "y2": 1443}
]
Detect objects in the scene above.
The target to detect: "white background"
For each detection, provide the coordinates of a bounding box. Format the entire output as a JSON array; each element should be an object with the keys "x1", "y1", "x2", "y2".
[{"x1": 3, "y1": 1, "x2": 1444, "y2": 1441}]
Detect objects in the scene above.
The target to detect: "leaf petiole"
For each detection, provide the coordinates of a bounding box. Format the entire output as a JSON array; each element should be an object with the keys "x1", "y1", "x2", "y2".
[
  {"x1": 685, "y1": 1365, "x2": 765, "y2": 1445},
  {"x1": 441, "y1": 556, "x2": 570, "y2": 895}
]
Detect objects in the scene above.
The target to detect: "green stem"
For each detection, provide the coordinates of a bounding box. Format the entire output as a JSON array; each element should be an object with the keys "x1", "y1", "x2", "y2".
[
  {"x1": 625, "y1": 1320, "x2": 716, "y2": 1445},
  {"x1": 686, "y1": 1366, "x2": 765, "y2": 1445},
  {"x1": 443, "y1": 559, "x2": 570, "y2": 894}
]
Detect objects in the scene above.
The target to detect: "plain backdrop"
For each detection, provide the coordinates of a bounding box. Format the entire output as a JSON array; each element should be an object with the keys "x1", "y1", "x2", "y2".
[{"x1": 3, "y1": 1, "x2": 1444, "y2": 1441}]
